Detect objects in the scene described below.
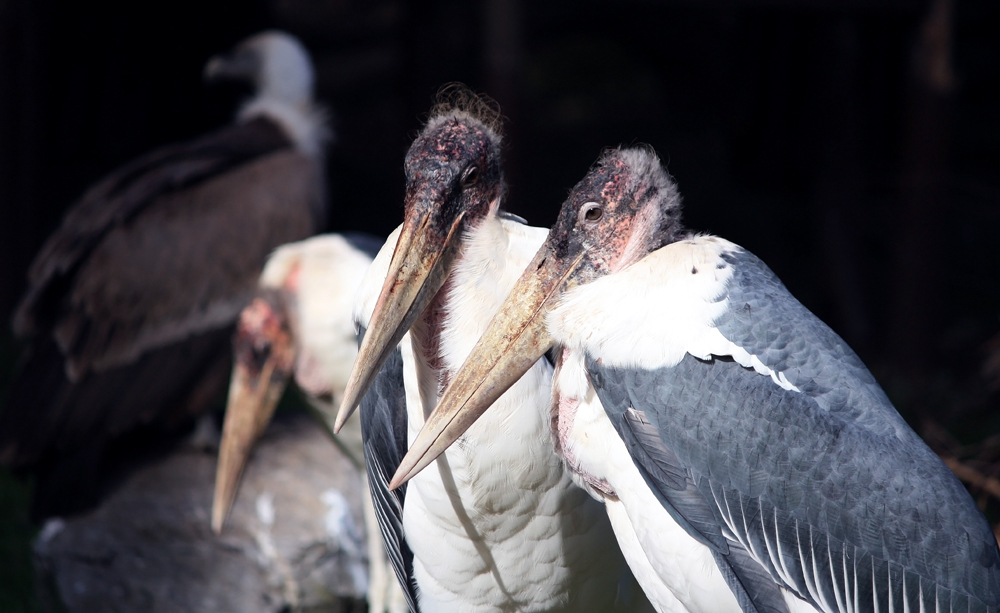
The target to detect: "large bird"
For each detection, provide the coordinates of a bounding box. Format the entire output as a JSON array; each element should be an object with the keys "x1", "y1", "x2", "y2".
[
  {"x1": 334, "y1": 91, "x2": 649, "y2": 613},
  {"x1": 1, "y1": 30, "x2": 327, "y2": 518},
  {"x1": 210, "y1": 233, "x2": 408, "y2": 613},
  {"x1": 397, "y1": 147, "x2": 1000, "y2": 613}
]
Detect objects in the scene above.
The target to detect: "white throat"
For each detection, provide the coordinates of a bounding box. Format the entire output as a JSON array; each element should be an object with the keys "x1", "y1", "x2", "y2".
[{"x1": 238, "y1": 98, "x2": 329, "y2": 159}]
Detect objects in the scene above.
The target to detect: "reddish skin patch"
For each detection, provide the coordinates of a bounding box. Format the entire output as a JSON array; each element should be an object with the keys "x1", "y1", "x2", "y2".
[
  {"x1": 400, "y1": 114, "x2": 503, "y2": 395},
  {"x1": 551, "y1": 348, "x2": 616, "y2": 498},
  {"x1": 237, "y1": 298, "x2": 278, "y2": 338},
  {"x1": 546, "y1": 152, "x2": 681, "y2": 290},
  {"x1": 282, "y1": 262, "x2": 301, "y2": 293},
  {"x1": 235, "y1": 297, "x2": 295, "y2": 376},
  {"x1": 582, "y1": 162, "x2": 658, "y2": 274},
  {"x1": 402, "y1": 116, "x2": 503, "y2": 238},
  {"x1": 413, "y1": 276, "x2": 454, "y2": 395}
]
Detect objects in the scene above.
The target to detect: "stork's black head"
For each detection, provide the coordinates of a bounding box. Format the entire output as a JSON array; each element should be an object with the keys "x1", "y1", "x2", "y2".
[
  {"x1": 548, "y1": 147, "x2": 684, "y2": 286},
  {"x1": 403, "y1": 87, "x2": 505, "y2": 240},
  {"x1": 334, "y1": 86, "x2": 507, "y2": 430}
]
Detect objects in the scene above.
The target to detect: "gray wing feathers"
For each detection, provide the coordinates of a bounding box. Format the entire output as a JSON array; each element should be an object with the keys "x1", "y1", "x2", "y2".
[
  {"x1": 497, "y1": 210, "x2": 528, "y2": 225},
  {"x1": 623, "y1": 409, "x2": 685, "y2": 490},
  {"x1": 614, "y1": 388, "x2": 789, "y2": 612},
  {"x1": 594, "y1": 353, "x2": 1000, "y2": 612},
  {"x1": 713, "y1": 541, "x2": 790, "y2": 613},
  {"x1": 588, "y1": 247, "x2": 1000, "y2": 613},
  {"x1": 714, "y1": 249, "x2": 897, "y2": 437},
  {"x1": 357, "y1": 327, "x2": 419, "y2": 613},
  {"x1": 618, "y1": 406, "x2": 729, "y2": 553}
]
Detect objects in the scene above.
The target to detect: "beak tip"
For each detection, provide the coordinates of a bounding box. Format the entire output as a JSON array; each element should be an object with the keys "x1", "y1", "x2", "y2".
[
  {"x1": 334, "y1": 388, "x2": 362, "y2": 433},
  {"x1": 389, "y1": 455, "x2": 425, "y2": 491},
  {"x1": 332, "y1": 407, "x2": 350, "y2": 434},
  {"x1": 210, "y1": 507, "x2": 225, "y2": 534}
]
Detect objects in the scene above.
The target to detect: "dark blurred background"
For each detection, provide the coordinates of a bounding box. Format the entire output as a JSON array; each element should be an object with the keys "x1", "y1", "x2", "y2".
[{"x1": 0, "y1": 0, "x2": 998, "y2": 608}]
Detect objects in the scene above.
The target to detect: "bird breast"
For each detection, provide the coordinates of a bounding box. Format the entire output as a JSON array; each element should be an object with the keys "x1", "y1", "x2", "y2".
[
  {"x1": 399, "y1": 216, "x2": 625, "y2": 611},
  {"x1": 551, "y1": 348, "x2": 616, "y2": 500}
]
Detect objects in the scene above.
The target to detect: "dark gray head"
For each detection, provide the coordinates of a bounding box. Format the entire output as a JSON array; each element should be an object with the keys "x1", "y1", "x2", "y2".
[
  {"x1": 547, "y1": 146, "x2": 684, "y2": 286},
  {"x1": 334, "y1": 85, "x2": 509, "y2": 430},
  {"x1": 403, "y1": 85, "x2": 506, "y2": 240}
]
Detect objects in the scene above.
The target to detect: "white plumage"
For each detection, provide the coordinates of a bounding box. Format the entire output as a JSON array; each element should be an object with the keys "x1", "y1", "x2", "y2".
[
  {"x1": 335, "y1": 99, "x2": 654, "y2": 612},
  {"x1": 548, "y1": 236, "x2": 798, "y2": 391},
  {"x1": 257, "y1": 235, "x2": 371, "y2": 405},
  {"x1": 402, "y1": 147, "x2": 1000, "y2": 613},
  {"x1": 354, "y1": 217, "x2": 644, "y2": 612}
]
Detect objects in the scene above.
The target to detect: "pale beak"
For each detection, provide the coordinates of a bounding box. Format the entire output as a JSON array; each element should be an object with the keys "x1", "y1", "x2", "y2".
[
  {"x1": 212, "y1": 343, "x2": 292, "y2": 533},
  {"x1": 334, "y1": 207, "x2": 466, "y2": 433},
  {"x1": 389, "y1": 243, "x2": 586, "y2": 489},
  {"x1": 203, "y1": 47, "x2": 258, "y2": 83}
]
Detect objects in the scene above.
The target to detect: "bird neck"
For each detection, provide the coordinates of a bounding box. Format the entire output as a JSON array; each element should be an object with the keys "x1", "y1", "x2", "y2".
[
  {"x1": 238, "y1": 96, "x2": 329, "y2": 158},
  {"x1": 412, "y1": 212, "x2": 528, "y2": 395}
]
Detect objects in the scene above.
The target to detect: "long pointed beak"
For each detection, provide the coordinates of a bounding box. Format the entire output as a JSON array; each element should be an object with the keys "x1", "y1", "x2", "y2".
[
  {"x1": 212, "y1": 357, "x2": 289, "y2": 533},
  {"x1": 334, "y1": 208, "x2": 466, "y2": 432},
  {"x1": 389, "y1": 243, "x2": 586, "y2": 489}
]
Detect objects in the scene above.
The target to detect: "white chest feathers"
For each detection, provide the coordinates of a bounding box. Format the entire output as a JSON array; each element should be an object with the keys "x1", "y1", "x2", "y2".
[
  {"x1": 355, "y1": 217, "x2": 643, "y2": 612},
  {"x1": 547, "y1": 235, "x2": 799, "y2": 392}
]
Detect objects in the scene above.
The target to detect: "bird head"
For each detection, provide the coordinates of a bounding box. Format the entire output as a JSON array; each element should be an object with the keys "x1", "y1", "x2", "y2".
[
  {"x1": 387, "y1": 146, "x2": 684, "y2": 487},
  {"x1": 545, "y1": 146, "x2": 684, "y2": 283},
  {"x1": 334, "y1": 86, "x2": 505, "y2": 431},
  {"x1": 204, "y1": 30, "x2": 314, "y2": 107},
  {"x1": 212, "y1": 289, "x2": 296, "y2": 533}
]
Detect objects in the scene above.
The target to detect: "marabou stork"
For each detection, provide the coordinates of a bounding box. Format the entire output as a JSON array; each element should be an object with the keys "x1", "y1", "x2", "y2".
[
  {"x1": 333, "y1": 91, "x2": 650, "y2": 613},
  {"x1": 1, "y1": 31, "x2": 327, "y2": 518},
  {"x1": 395, "y1": 147, "x2": 1000, "y2": 613},
  {"x1": 210, "y1": 233, "x2": 407, "y2": 613}
]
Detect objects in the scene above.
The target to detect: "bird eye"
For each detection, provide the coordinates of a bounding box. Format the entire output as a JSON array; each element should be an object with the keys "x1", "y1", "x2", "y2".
[
  {"x1": 461, "y1": 166, "x2": 480, "y2": 188},
  {"x1": 582, "y1": 203, "x2": 603, "y2": 223}
]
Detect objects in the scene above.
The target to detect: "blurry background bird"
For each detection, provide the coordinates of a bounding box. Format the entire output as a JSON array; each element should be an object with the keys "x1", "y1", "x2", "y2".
[
  {"x1": 0, "y1": 30, "x2": 328, "y2": 519},
  {"x1": 213, "y1": 233, "x2": 379, "y2": 529},
  {"x1": 210, "y1": 232, "x2": 408, "y2": 613}
]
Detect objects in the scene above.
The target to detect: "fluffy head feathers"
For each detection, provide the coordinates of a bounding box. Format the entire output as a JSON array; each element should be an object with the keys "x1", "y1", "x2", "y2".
[{"x1": 427, "y1": 83, "x2": 504, "y2": 145}]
